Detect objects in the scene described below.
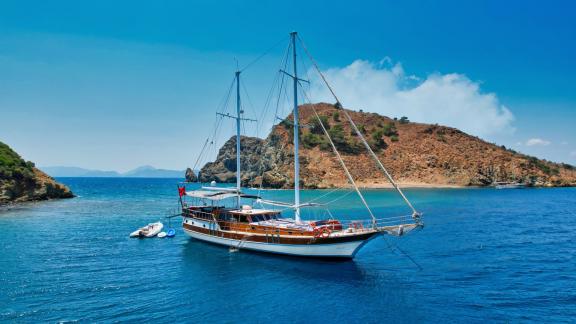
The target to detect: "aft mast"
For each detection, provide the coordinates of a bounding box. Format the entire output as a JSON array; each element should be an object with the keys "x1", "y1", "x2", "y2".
[{"x1": 290, "y1": 31, "x2": 301, "y2": 224}]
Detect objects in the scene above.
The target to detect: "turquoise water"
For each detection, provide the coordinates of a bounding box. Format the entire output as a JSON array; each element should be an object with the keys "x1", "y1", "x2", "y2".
[{"x1": 1, "y1": 178, "x2": 575, "y2": 322}]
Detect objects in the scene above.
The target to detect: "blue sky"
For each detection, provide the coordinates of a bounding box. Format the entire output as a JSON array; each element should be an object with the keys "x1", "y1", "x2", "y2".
[{"x1": 0, "y1": 0, "x2": 575, "y2": 171}]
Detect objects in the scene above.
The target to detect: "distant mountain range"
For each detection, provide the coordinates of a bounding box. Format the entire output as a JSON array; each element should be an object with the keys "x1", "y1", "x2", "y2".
[{"x1": 40, "y1": 165, "x2": 185, "y2": 178}]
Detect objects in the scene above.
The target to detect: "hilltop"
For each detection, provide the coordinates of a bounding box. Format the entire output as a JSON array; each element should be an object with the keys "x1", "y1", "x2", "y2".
[
  {"x1": 198, "y1": 103, "x2": 576, "y2": 189},
  {"x1": 0, "y1": 141, "x2": 74, "y2": 205}
]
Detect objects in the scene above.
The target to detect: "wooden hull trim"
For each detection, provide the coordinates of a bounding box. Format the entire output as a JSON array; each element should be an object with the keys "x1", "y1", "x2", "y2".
[{"x1": 183, "y1": 226, "x2": 378, "y2": 259}]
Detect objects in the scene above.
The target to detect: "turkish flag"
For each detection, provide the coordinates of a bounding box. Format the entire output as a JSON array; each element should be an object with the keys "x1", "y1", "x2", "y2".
[{"x1": 178, "y1": 187, "x2": 186, "y2": 197}]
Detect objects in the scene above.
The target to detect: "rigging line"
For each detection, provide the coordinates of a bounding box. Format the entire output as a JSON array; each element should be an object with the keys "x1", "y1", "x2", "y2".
[
  {"x1": 297, "y1": 35, "x2": 420, "y2": 217},
  {"x1": 274, "y1": 40, "x2": 292, "y2": 121},
  {"x1": 298, "y1": 47, "x2": 312, "y2": 92},
  {"x1": 306, "y1": 186, "x2": 346, "y2": 203},
  {"x1": 322, "y1": 189, "x2": 357, "y2": 206},
  {"x1": 261, "y1": 41, "x2": 289, "y2": 125},
  {"x1": 212, "y1": 76, "x2": 236, "y2": 139},
  {"x1": 240, "y1": 35, "x2": 289, "y2": 72},
  {"x1": 259, "y1": 69, "x2": 281, "y2": 128},
  {"x1": 255, "y1": 44, "x2": 293, "y2": 196},
  {"x1": 193, "y1": 75, "x2": 235, "y2": 172},
  {"x1": 308, "y1": 101, "x2": 377, "y2": 225},
  {"x1": 383, "y1": 236, "x2": 423, "y2": 271},
  {"x1": 216, "y1": 76, "x2": 237, "y2": 114},
  {"x1": 240, "y1": 79, "x2": 259, "y2": 137},
  {"x1": 211, "y1": 75, "x2": 238, "y2": 155},
  {"x1": 192, "y1": 138, "x2": 210, "y2": 172}
]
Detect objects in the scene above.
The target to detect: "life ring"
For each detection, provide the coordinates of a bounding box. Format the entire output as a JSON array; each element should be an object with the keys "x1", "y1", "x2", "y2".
[
  {"x1": 320, "y1": 228, "x2": 331, "y2": 238},
  {"x1": 313, "y1": 227, "x2": 322, "y2": 238}
]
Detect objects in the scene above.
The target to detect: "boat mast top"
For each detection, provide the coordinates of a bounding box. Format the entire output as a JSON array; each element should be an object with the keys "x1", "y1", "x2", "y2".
[{"x1": 290, "y1": 31, "x2": 301, "y2": 224}]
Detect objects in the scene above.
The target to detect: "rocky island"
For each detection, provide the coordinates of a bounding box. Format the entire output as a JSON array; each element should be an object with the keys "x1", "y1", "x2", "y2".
[
  {"x1": 197, "y1": 103, "x2": 576, "y2": 188},
  {"x1": 0, "y1": 141, "x2": 74, "y2": 205}
]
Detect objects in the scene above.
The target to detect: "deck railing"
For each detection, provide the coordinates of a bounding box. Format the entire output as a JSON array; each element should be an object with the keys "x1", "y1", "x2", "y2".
[{"x1": 182, "y1": 207, "x2": 417, "y2": 235}]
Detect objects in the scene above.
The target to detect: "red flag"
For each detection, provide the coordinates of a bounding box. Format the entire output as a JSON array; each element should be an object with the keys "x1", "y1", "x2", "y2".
[{"x1": 178, "y1": 187, "x2": 186, "y2": 197}]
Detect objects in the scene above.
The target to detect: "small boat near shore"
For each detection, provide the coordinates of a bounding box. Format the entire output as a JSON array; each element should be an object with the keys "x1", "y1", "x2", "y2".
[
  {"x1": 130, "y1": 222, "x2": 164, "y2": 238},
  {"x1": 494, "y1": 182, "x2": 526, "y2": 189}
]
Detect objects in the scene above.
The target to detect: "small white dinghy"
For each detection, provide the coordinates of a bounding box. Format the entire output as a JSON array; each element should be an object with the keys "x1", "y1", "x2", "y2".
[
  {"x1": 157, "y1": 232, "x2": 167, "y2": 238},
  {"x1": 129, "y1": 222, "x2": 164, "y2": 238}
]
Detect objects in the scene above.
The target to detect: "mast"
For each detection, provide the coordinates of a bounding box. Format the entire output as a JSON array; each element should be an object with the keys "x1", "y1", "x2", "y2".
[
  {"x1": 217, "y1": 70, "x2": 256, "y2": 208},
  {"x1": 235, "y1": 71, "x2": 242, "y2": 208},
  {"x1": 290, "y1": 31, "x2": 301, "y2": 224}
]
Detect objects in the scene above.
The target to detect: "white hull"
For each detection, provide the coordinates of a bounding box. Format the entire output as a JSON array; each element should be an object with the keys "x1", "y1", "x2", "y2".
[{"x1": 183, "y1": 227, "x2": 374, "y2": 258}]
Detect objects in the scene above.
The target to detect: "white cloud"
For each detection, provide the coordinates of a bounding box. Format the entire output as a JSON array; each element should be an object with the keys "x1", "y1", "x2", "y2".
[
  {"x1": 526, "y1": 138, "x2": 551, "y2": 146},
  {"x1": 308, "y1": 59, "x2": 515, "y2": 137}
]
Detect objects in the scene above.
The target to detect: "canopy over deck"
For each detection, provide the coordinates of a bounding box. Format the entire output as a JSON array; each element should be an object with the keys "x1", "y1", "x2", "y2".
[{"x1": 184, "y1": 189, "x2": 260, "y2": 201}]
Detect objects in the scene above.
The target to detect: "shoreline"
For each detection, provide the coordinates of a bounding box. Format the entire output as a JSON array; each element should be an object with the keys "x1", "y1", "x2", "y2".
[{"x1": 356, "y1": 182, "x2": 466, "y2": 189}]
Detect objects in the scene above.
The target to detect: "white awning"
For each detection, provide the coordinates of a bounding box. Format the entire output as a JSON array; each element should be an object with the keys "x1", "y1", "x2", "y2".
[
  {"x1": 256, "y1": 199, "x2": 324, "y2": 208},
  {"x1": 185, "y1": 190, "x2": 260, "y2": 201}
]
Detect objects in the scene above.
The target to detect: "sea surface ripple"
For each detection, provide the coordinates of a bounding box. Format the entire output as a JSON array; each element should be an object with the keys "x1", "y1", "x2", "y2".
[{"x1": 0, "y1": 178, "x2": 575, "y2": 323}]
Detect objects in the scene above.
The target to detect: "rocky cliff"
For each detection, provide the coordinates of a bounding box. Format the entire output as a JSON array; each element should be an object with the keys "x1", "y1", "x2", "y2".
[
  {"x1": 198, "y1": 103, "x2": 576, "y2": 188},
  {"x1": 0, "y1": 141, "x2": 74, "y2": 205}
]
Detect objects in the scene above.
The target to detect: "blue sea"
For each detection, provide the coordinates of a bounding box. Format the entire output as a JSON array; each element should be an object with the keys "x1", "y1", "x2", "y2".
[{"x1": 0, "y1": 178, "x2": 575, "y2": 323}]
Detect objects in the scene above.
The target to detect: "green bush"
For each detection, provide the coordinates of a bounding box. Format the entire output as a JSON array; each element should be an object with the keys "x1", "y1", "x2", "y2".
[
  {"x1": 323, "y1": 125, "x2": 364, "y2": 154},
  {"x1": 310, "y1": 116, "x2": 330, "y2": 135},
  {"x1": 370, "y1": 129, "x2": 387, "y2": 150},
  {"x1": 302, "y1": 133, "x2": 326, "y2": 149},
  {"x1": 0, "y1": 141, "x2": 36, "y2": 183},
  {"x1": 399, "y1": 116, "x2": 410, "y2": 124},
  {"x1": 332, "y1": 111, "x2": 340, "y2": 122},
  {"x1": 279, "y1": 119, "x2": 292, "y2": 129},
  {"x1": 561, "y1": 163, "x2": 574, "y2": 170},
  {"x1": 382, "y1": 122, "x2": 398, "y2": 137},
  {"x1": 328, "y1": 125, "x2": 346, "y2": 146}
]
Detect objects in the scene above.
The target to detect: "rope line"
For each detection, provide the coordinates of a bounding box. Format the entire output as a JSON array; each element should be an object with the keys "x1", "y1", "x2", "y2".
[{"x1": 297, "y1": 35, "x2": 420, "y2": 218}]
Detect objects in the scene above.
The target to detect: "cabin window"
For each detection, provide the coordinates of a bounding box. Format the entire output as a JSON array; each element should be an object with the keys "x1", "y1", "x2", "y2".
[
  {"x1": 251, "y1": 226, "x2": 256, "y2": 230},
  {"x1": 218, "y1": 213, "x2": 233, "y2": 221},
  {"x1": 288, "y1": 231, "x2": 293, "y2": 235}
]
